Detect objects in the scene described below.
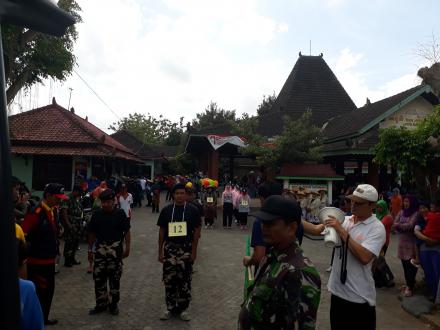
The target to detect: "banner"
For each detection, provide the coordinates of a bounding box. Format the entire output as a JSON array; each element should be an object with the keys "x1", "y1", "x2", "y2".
[{"x1": 207, "y1": 135, "x2": 246, "y2": 150}]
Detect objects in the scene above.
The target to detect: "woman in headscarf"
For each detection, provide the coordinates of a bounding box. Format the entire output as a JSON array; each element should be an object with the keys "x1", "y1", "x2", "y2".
[
  {"x1": 373, "y1": 200, "x2": 396, "y2": 288},
  {"x1": 376, "y1": 200, "x2": 393, "y2": 255},
  {"x1": 393, "y1": 194, "x2": 419, "y2": 297}
]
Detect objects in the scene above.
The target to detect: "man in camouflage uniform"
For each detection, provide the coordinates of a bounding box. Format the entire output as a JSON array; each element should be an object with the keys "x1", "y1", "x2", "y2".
[
  {"x1": 60, "y1": 185, "x2": 84, "y2": 267},
  {"x1": 88, "y1": 189, "x2": 131, "y2": 316},
  {"x1": 157, "y1": 183, "x2": 201, "y2": 321},
  {"x1": 239, "y1": 195, "x2": 321, "y2": 330}
]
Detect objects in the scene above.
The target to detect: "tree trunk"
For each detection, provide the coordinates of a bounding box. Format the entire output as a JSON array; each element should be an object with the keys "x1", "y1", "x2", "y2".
[{"x1": 6, "y1": 69, "x2": 32, "y2": 105}]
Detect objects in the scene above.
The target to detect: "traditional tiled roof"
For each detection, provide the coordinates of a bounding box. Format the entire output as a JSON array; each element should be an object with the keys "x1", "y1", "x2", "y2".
[
  {"x1": 323, "y1": 85, "x2": 437, "y2": 141},
  {"x1": 111, "y1": 130, "x2": 179, "y2": 160},
  {"x1": 9, "y1": 99, "x2": 142, "y2": 162},
  {"x1": 277, "y1": 163, "x2": 343, "y2": 180},
  {"x1": 258, "y1": 54, "x2": 357, "y2": 137}
]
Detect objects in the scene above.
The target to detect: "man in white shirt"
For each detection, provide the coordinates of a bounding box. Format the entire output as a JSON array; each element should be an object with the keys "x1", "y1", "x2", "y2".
[
  {"x1": 325, "y1": 184, "x2": 385, "y2": 330},
  {"x1": 118, "y1": 184, "x2": 133, "y2": 220}
]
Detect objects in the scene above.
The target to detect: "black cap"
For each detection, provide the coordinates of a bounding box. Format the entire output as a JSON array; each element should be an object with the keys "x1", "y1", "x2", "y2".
[
  {"x1": 44, "y1": 183, "x2": 68, "y2": 200},
  {"x1": 172, "y1": 183, "x2": 186, "y2": 194},
  {"x1": 99, "y1": 189, "x2": 115, "y2": 201},
  {"x1": 255, "y1": 195, "x2": 302, "y2": 224}
]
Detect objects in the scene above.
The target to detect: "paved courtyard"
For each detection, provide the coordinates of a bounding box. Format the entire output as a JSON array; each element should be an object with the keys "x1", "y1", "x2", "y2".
[{"x1": 49, "y1": 197, "x2": 431, "y2": 329}]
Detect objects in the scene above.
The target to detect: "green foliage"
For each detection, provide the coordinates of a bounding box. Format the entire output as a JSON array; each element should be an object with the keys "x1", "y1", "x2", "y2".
[
  {"x1": 2, "y1": 0, "x2": 82, "y2": 104},
  {"x1": 191, "y1": 101, "x2": 236, "y2": 132},
  {"x1": 109, "y1": 113, "x2": 184, "y2": 146},
  {"x1": 374, "y1": 127, "x2": 427, "y2": 172},
  {"x1": 374, "y1": 105, "x2": 440, "y2": 188},
  {"x1": 256, "y1": 93, "x2": 277, "y2": 116},
  {"x1": 247, "y1": 110, "x2": 323, "y2": 167},
  {"x1": 164, "y1": 153, "x2": 197, "y2": 174}
]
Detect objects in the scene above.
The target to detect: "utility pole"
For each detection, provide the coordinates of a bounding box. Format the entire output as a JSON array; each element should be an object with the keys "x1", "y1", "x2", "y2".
[{"x1": 68, "y1": 87, "x2": 73, "y2": 110}]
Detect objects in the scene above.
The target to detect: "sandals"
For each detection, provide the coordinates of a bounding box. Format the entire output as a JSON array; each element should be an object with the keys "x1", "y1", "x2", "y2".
[{"x1": 403, "y1": 287, "x2": 413, "y2": 297}]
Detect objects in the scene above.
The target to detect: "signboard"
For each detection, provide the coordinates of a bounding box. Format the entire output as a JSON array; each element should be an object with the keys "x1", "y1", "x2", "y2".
[
  {"x1": 207, "y1": 135, "x2": 247, "y2": 150},
  {"x1": 379, "y1": 101, "x2": 432, "y2": 130},
  {"x1": 288, "y1": 183, "x2": 327, "y2": 192}
]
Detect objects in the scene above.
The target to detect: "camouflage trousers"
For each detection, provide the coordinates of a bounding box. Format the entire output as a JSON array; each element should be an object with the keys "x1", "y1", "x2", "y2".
[
  {"x1": 93, "y1": 242, "x2": 123, "y2": 308},
  {"x1": 63, "y1": 220, "x2": 81, "y2": 260},
  {"x1": 163, "y1": 241, "x2": 193, "y2": 313}
]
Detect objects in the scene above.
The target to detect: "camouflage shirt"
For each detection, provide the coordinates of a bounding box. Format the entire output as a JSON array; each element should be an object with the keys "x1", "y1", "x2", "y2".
[
  {"x1": 60, "y1": 193, "x2": 83, "y2": 223},
  {"x1": 239, "y1": 244, "x2": 321, "y2": 330}
]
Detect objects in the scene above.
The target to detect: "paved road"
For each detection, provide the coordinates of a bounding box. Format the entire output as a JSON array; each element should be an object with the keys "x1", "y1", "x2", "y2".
[{"x1": 49, "y1": 198, "x2": 429, "y2": 329}]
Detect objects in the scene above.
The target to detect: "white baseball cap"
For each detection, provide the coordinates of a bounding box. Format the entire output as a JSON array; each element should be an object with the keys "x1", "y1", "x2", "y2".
[{"x1": 347, "y1": 184, "x2": 378, "y2": 203}]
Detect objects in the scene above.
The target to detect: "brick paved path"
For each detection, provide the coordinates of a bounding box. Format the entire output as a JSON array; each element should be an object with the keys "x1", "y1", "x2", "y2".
[{"x1": 49, "y1": 197, "x2": 426, "y2": 329}]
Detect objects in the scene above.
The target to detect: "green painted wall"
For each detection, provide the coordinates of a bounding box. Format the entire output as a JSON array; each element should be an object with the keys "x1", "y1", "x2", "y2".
[{"x1": 11, "y1": 155, "x2": 33, "y2": 189}]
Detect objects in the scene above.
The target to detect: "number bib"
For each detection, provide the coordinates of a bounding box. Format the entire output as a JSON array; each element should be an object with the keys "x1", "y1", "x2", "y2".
[
  {"x1": 168, "y1": 221, "x2": 187, "y2": 237},
  {"x1": 207, "y1": 197, "x2": 214, "y2": 203},
  {"x1": 241, "y1": 200, "x2": 249, "y2": 206}
]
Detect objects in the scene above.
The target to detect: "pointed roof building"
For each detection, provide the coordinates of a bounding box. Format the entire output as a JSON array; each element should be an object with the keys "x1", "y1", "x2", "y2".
[{"x1": 258, "y1": 53, "x2": 357, "y2": 137}]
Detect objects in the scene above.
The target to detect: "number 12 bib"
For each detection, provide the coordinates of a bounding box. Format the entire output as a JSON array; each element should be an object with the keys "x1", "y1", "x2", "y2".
[{"x1": 168, "y1": 203, "x2": 188, "y2": 237}]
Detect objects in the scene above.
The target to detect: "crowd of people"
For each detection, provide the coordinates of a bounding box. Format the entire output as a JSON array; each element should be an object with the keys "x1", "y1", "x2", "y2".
[{"x1": 9, "y1": 171, "x2": 440, "y2": 329}]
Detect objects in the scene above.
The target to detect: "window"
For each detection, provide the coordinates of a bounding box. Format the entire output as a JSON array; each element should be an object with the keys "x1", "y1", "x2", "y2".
[{"x1": 32, "y1": 156, "x2": 72, "y2": 191}]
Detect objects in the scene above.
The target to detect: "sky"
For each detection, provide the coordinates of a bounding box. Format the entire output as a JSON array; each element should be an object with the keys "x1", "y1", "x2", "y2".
[{"x1": 9, "y1": 0, "x2": 440, "y2": 133}]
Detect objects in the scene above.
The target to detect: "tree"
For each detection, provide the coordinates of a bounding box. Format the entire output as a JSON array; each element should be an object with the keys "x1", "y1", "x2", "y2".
[
  {"x1": 191, "y1": 101, "x2": 236, "y2": 132},
  {"x1": 109, "y1": 113, "x2": 184, "y2": 145},
  {"x1": 2, "y1": 0, "x2": 82, "y2": 104},
  {"x1": 256, "y1": 92, "x2": 277, "y2": 117},
  {"x1": 247, "y1": 110, "x2": 323, "y2": 168},
  {"x1": 374, "y1": 105, "x2": 440, "y2": 196}
]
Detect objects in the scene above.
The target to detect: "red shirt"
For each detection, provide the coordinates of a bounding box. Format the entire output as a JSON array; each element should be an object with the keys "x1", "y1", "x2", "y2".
[
  {"x1": 423, "y1": 212, "x2": 440, "y2": 240},
  {"x1": 381, "y1": 214, "x2": 394, "y2": 247}
]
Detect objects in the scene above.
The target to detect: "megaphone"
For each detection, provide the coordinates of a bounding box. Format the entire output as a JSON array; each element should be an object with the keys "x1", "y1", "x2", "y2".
[{"x1": 318, "y1": 207, "x2": 346, "y2": 248}]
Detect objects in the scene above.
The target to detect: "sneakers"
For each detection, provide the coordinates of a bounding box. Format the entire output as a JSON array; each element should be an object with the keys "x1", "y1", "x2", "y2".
[
  {"x1": 160, "y1": 310, "x2": 191, "y2": 321},
  {"x1": 89, "y1": 305, "x2": 108, "y2": 315},
  {"x1": 180, "y1": 311, "x2": 191, "y2": 321},
  {"x1": 109, "y1": 304, "x2": 119, "y2": 315},
  {"x1": 160, "y1": 310, "x2": 172, "y2": 320}
]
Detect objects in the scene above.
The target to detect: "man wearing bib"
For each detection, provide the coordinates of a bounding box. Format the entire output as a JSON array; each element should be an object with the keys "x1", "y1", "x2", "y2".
[{"x1": 157, "y1": 183, "x2": 201, "y2": 321}]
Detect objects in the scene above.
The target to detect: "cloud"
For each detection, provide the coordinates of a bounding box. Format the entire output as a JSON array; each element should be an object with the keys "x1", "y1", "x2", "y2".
[
  {"x1": 331, "y1": 48, "x2": 424, "y2": 107},
  {"x1": 9, "y1": 0, "x2": 289, "y2": 132}
]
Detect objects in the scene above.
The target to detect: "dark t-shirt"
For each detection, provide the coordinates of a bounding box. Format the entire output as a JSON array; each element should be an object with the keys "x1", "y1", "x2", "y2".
[
  {"x1": 157, "y1": 202, "x2": 201, "y2": 243},
  {"x1": 88, "y1": 208, "x2": 130, "y2": 243}
]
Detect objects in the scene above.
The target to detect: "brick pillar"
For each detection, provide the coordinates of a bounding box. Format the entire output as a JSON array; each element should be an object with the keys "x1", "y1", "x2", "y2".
[{"x1": 208, "y1": 150, "x2": 219, "y2": 180}]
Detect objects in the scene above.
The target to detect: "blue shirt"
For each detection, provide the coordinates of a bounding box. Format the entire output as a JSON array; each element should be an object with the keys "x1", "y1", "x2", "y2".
[
  {"x1": 251, "y1": 218, "x2": 304, "y2": 248},
  {"x1": 19, "y1": 279, "x2": 44, "y2": 330}
]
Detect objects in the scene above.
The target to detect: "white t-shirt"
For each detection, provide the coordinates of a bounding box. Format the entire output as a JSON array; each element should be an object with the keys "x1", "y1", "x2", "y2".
[
  {"x1": 328, "y1": 215, "x2": 385, "y2": 306},
  {"x1": 140, "y1": 179, "x2": 146, "y2": 191},
  {"x1": 118, "y1": 193, "x2": 133, "y2": 218}
]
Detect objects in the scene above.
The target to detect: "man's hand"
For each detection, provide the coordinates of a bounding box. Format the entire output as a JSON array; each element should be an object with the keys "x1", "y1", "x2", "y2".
[
  {"x1": 158, "y1": 252, "x2": 164, "y2": 263},
  {"x1": 325, "y1": 216, "x2": 344, "y2": 235},
  {"x1": 122, "y1": 248, "x2": 130, "y2": 259},
  {"x1": 243, "y1": 256, "x2": 252, "y2": 267},
  {"x1": 315, "y1": 223, "x2": 325, "y2": 235}
]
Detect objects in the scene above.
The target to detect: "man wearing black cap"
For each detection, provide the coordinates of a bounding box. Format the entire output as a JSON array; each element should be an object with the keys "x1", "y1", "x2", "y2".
[
  {"x1": 22, "y1": 183, "x2": 69, "y2": 326},
  {"x1": 239, "y1": 195, "x2": 321, "y2": 329},
  {"x1": 157, "y1": 183, "x2": 201, "y2": 321},
  {"x1": 87, "y1": 189, "x2": 131, "y2": 316}
]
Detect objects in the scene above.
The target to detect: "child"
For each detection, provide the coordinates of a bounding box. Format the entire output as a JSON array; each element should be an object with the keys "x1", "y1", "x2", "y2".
[
  {"x1": 222, "y1": 185, "x2": 234, "y2": 228},
  {"x1": 203, "y1": 186, "x2": 217, "y2": 228},
  {"x1": 237, "y1": 189, "x2": 250, "y2": 229},
  {"x1": 411, "y1": 200, "x2": 440, "y2": 267}
]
